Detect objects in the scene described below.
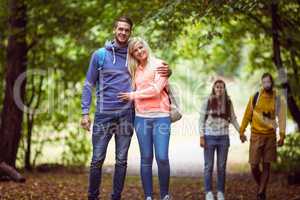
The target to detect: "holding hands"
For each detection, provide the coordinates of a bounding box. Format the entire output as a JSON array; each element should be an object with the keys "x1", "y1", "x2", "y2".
[{"x1": 240, "y1": 134, "x2": 247, "y2": 143}]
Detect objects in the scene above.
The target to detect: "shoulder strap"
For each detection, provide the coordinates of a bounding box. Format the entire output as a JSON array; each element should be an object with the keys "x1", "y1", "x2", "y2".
[
  {"x1": 95, "y1": 48, "x2": 106, "y2": 91},
  {"x1": 163, "y1": 86, "x2": 171, "y2": 104},
  {"x1": 96, "y1": 47, "x2": 106, "y2": 69},
  {"x1": 252, "y1": 91, "x2": 260, "y2": 109},
  {"x1": 250, "y1": 91, "x2": 260, "y2": 122}
]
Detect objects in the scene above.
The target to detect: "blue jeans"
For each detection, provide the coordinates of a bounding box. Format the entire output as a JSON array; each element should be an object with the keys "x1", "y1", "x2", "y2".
[
  {"x1": 134, "y1": 116, "x2": 171, "y2": 199},
  {"x1": 88, "y1": 109, "x2": 134, "y2": 200},
  {"x1": 204, "y1": 135, "x2": 230, "y2": 193}
]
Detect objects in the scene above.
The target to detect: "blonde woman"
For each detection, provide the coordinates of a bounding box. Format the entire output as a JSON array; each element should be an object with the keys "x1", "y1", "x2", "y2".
[{"x1": 118, "y1": 37, "x2": 171, "y2": 200}]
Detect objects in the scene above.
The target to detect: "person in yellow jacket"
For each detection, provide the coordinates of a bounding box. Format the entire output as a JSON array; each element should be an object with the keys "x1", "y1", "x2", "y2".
[{"x1": 239, "y1": 73, "x2": 286, "y2": 200}]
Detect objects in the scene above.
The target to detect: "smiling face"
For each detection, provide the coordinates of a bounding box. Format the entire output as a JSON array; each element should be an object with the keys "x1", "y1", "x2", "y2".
[
  {"x1": 114, "y1": 21, "x2": 131, "y2": 46},
  {"x1": 214, "y1": 82, "x2": 225, "y2": 97},
  {"x1": 131, "y1": 42, "x2": 148, "y2": 63}
]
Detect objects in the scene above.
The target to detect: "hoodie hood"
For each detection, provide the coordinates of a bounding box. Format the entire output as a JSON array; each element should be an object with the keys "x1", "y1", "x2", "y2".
[{"x1": 105, "y1": 40, "x2": 128, "y2": 66}]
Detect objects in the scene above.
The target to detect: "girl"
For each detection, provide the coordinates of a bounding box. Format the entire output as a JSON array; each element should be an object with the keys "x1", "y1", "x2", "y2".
[{"x1": 199, "y1": 80, "x2": 240, "y2": 200}]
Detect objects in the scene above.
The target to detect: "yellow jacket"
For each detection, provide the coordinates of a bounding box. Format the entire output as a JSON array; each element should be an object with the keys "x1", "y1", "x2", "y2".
[{"x1": 240, "y1": 89, "x2": 286, "y2": 138}]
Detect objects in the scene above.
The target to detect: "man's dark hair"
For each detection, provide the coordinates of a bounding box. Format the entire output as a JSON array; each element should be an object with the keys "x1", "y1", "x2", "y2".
[
  {"x1": 114, "y1": 16, "x2": 133, "y2": 29},
  {"x1": 261, "y1": 72, "x2": 274, "y2": 87}
]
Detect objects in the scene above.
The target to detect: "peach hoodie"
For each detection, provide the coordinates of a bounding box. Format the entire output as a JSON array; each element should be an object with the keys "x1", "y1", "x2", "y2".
[{"x1": 129, "y1": 58, "x2": 170, "y2": 115}]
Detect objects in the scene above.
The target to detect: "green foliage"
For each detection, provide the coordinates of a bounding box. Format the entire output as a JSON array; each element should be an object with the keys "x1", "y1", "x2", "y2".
[
  {"x1": 61, "y1": 129, "x2": 91, "y2": 167},
  {"x1": 17, "y1": 129, "x2": 62, "y2": 168},
  {"x1": 273, "y1": 133, "x2": 300, "y2": 173}
]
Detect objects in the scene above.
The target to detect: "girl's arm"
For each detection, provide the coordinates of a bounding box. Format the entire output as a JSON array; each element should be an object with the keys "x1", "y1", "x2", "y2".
[{"x1": 230, "y1": 101, "x2": 240, "y2": 133}]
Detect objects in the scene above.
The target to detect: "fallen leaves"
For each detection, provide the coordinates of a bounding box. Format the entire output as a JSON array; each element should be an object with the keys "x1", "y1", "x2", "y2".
[{"x1": 0, "y1": 169, "x2": 299, "y2": 200}]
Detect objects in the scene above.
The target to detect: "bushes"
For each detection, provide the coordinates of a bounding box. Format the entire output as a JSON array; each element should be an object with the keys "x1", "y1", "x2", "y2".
[
  {"x1": 273, "y1": 132, "x2": 300, "y2": 184},
  {"x1": 273, "y1": 132, "x2": 300, "y2": 173},
  {"x1": 62, "y1": 130, "x2": 91, "y2": 167}
]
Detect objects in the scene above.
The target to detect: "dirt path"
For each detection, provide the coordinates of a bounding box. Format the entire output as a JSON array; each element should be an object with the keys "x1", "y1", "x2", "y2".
[{"x1": 0, "y1": 170, "x2": 299, "y2": 200}]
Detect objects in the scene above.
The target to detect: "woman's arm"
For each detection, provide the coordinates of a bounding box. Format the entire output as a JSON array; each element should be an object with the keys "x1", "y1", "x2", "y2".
[{"x1": 230, "y1": 101, "x2": 240, "y2": 133}]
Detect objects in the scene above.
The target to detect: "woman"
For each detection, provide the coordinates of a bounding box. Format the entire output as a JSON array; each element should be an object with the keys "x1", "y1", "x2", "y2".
[
  {"x1": 199, "y1": 80, "x2": 240, "y2": 200},
  {"x1": 118, "y1": 37, "x2": 171, "y2": 200}
]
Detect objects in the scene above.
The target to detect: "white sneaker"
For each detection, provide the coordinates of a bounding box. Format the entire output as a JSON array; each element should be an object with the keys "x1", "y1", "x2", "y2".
[
  {"x1": 146, "y1": 197, "x2": 152, "y2": 200},
  {"x1": 162, "y1": 194, "x2": 171, "y2": 200},
  {"x1": 205, "y1": 191, "x2": 215, "y2": 200},
  {"x1": 217, "y1": 191, "x2": 225, "y2": 200}
]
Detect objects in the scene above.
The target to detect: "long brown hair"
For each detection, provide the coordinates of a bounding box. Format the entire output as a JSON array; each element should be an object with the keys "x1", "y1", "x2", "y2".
[{"x1": 206, "y1": 79, "x2": 232, "y2": 121}]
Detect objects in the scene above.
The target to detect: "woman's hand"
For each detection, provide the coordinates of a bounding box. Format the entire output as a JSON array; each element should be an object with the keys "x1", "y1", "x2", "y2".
[
  {"x1": 200, "y1": 136, "x2": 206, "y2": 148},
  {"x1": 118, "y1": 92, "x2": 132, "y2": 101}
]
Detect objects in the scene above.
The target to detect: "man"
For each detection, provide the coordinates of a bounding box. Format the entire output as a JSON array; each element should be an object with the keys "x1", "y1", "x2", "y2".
[
  {"x1": 239, "y1": 73, "x2": 286, "y2": 200},
  {"x1": 81, "y1": 16, "x2": 170, "y2": 200}
]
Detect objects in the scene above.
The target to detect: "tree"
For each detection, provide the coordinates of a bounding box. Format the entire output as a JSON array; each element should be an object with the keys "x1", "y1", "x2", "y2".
[
  {"x1": 0, "y1": 0, "x2": 27, "y2": 167},
  {"x1": 1, "y1": 0, "x2": 298, "y2": 170},
  {"x1": 271, "y1": 1, "x2": 300, "y2": 129},
  {"x1": 141, "y1": 0, "x2": 300, "y2": 130},
  {"x1": 0, "y1": 0, "x2": 168, "y2": 168}
]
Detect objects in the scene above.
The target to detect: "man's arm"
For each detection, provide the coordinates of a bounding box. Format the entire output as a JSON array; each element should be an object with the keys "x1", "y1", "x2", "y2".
[
  {"x1": 129, "y1": 73, "x2": 167, "y2": 99},
  {"x1": 156, "y1": 62, "x2": 172, "y2": 78},
  {"x1": 81, "y1": 51, "x2": 99, "y2": 131},
  {"x1": 239, "y1": 96, "x2": 253, "y2": 142},
  {"x1": 81, "y1": 51, "x2": 99, "y2": 115}
]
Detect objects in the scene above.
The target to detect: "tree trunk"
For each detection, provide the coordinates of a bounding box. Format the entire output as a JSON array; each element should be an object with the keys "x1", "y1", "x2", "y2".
[
  {"x1": 271, "y1": 1, "x2": 300, "y2": 131},
  {"x1": 0, "y1": 0, "x2": 27, "y2": 167},
  {"x1": 24, "y1": 76, "x2": 43, "y2": 170},
  {"x1": 24, "y1": 113, "x2": 33, "y2": 170}
]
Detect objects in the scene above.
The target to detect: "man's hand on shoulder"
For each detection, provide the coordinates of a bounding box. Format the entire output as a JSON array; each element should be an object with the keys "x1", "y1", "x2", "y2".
[{"x1": 156, "y1": 62, "x2": 172, "y2": 78}]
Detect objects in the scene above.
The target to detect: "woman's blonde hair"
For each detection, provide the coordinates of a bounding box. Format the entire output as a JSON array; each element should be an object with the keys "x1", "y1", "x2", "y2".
[{"x1": 127, "y1": 37, "x2": 153, "y2": 88}]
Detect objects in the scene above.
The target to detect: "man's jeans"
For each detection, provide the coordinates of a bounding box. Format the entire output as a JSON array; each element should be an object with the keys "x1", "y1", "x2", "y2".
[
  {"x1": 88, "y1": 109, "x2": 134, "y2": 200},
  {"x1": 134, "y1": 116, "x2": 171, "y2": 199},
  {"x1": 204, "y1": 135, "x2": 230, "y2": 193}
]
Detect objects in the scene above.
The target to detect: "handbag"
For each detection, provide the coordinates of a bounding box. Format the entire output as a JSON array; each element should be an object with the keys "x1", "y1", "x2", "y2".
[{"x1": 164, "y1": 85, "x2": 182, "y2": 123}]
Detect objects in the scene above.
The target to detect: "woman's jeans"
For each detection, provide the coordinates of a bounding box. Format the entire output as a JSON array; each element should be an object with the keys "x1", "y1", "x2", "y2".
[
  {"x1": 204, "y1": 135, "x2": 230, "y2": 193},
  {"x1": 134, "y1": 116, "x2": 171, "y2": 199}
]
